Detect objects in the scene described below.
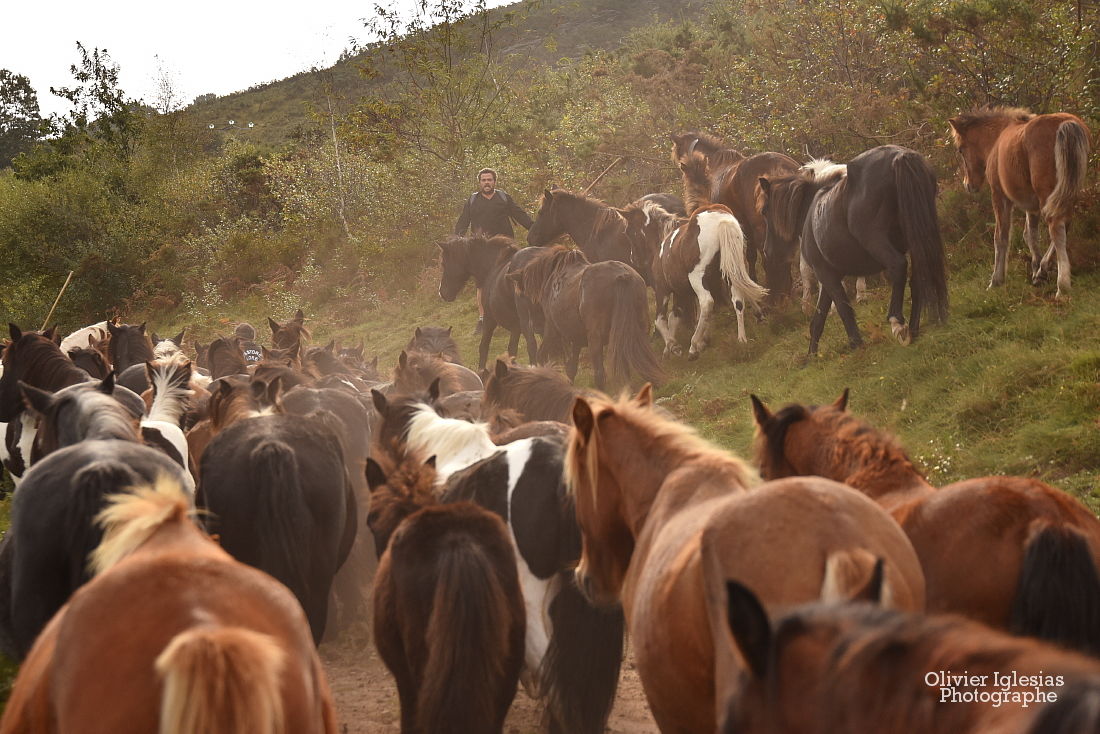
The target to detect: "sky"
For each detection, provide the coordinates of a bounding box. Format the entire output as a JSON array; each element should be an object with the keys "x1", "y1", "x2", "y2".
[{"x1": 3, "y1": 0, "x2": 514, "y2": 119}]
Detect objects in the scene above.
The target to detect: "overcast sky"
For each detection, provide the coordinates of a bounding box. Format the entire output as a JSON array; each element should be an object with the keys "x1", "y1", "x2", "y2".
[{"x1": 3, "y1": 0, "x2": 514, "y2": 119}]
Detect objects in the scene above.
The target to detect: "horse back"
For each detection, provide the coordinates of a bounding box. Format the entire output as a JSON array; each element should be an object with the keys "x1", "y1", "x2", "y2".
[{"x1": 993, "y1": 113, "x2": 1091, "y2": 210}]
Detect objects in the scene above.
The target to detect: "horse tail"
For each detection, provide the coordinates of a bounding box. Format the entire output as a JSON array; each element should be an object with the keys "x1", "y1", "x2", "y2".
[
  {"x1": 249, "y1": 440, "x2": 313, "y2": 625},
  {"x1": 418, "y1": 536, "x2": 519, "y2": 734},
  {"x1": 680, "y1": 150, "x2": 713, "y2": 213},
  {"x1": 1010, "y1": 522, "x2": 1100, "y2": 656},
  {"x1": 715, "y1": 213, "x2": 768, "y2": 311},
  {"x1": 156, "y1": 626, "x2": 287, "y2": 734},
  {"x1": 607, "y1": 272, "x2": 666, "y2": 387},
  {"x1": 893, "y1": 151, "x2": 949, "y2": 325},
  {"x1": 1044, "y1": 119, "x2": 1090, "y2": 220},
  {"x1": 1026, "y1": 677, "x2": 1100, "y2": 734},
  {"x1": 539, "y1": 571, "x2": 625, "y2": 734}
]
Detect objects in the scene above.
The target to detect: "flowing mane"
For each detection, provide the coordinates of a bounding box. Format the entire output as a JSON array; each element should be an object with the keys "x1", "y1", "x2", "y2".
[
  {"x1": 514, "y1": 246, "x2": 589, "y2": 304},
  {"x1": 950, "y1": 105, "x2": 1035, "y2": 132},
  {"x1": 90, "y1": 475, "x2": 193, "y2": 575}
]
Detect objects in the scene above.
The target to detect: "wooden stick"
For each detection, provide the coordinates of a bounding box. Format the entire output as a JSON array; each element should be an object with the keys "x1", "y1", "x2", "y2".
[
  {"x1": 40, "y1": 271, "x2": 75, "y2": 331},
  {"x1": 582, "y1": 156, "x2": 625, "y2": 196}
]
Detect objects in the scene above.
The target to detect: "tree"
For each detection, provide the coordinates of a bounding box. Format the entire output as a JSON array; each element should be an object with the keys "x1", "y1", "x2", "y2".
[
  {"x1": 0, "y1": 70, "x2": 47, "y2": 168},
  {"x1": 50, "y1": 42, "x2": 142, "y2": 158}
]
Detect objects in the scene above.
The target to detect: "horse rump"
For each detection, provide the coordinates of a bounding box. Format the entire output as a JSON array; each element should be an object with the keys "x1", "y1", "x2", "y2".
[
  {"x1": 156, "y1": 626, "x2": 287, "y2": 734},
  {"x1": 1011, "y1": 522, "x2": 1100, "y2": 656},
  {"x1": 607, "y1": 272, "x2": 666, "y2": 388},
  {"x1": 538, "y1": 571, "x2": 625, "y2": 734}
]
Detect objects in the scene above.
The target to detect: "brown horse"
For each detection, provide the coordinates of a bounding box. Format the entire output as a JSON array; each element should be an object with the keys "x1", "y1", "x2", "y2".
[
  {"x1": 512, "y1": 246, "x2": 665, "y2": 390},
  {"x1": 752, "y1": 391, "x2": 1100, "y2": 654},
  {"x1": 105, "y1": 321, "x2": 154, "y2": 373},
  {"x1": 366, "y1": 448, "x2": 525, "y2": 734},
  {"x1": 949, "y1": 107, "x2": 1091, "y2": 299},
  {"x1": 719, "y1": 581, "x2": 1100, "y2": 734},
  {"x1": 671, "y1": 131, "x2": 800, "y2": 299},
  {"x1": 406, "y1": 326, "x2": 461, "y2": 364},
  {"x1": 0, "y1": 476, "x2": 338, "y2": 734},
  {"x1": 268, "y1": 308, "x2": 311, "y2": 352},
  {"x1": 484, "y1": 357, "x2": 580, "y2": 424},
  {"x1": 391, "y1": 350, "x2": 483, "y2": 397},
  {"x1": 567, "y1": 386, "x2": 924, "y2": 733},
  {"x1": 527, "y1": 188, "x2": 638, "y2": 266},
  {"x1": 205, "y1": 335, "x2": 249, "y2": 379}
]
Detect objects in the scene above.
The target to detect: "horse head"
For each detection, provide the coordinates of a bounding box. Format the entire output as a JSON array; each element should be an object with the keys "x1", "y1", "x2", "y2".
[
  {"x1": 527, "y1": 189, "x2": 565, "y2": 247},
  {"x1": 437, "y1": 236, "x2": 473, "y2": 302},
  {"x1": 364, "y1": 448, "x2": 438, "y2": 556}
]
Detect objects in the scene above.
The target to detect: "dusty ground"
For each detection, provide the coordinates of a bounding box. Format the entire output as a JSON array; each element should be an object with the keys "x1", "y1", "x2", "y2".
[{"x1": 321, "y1": 633, "x2": 659, "y2": 733}]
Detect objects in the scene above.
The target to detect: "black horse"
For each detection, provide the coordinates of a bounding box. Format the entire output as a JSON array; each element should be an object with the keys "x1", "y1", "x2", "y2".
[
  {"x1": 437, "y1": 234, "x2": 544, "y2": 371},
  {"x1": 198, "y1": 413, "x2": 358, "y2": 645},
  {"x1": 759, "y1": 145, "x2": 949, "y2": 354}
]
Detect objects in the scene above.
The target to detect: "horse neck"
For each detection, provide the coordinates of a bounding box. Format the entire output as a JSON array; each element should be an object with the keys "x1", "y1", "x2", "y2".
[
  {"x1": 815, "y1": 432, "x2": 935, "y2": 508},
  {"x1": 968, "y1": 118, "x2": 1018, "y2": 160},
  {"x1": 468, "y1": 240, "x2": 508, "y2": 286},
  {"x1": 559, "y1": 197, "x2": 605, "y2": 245}
]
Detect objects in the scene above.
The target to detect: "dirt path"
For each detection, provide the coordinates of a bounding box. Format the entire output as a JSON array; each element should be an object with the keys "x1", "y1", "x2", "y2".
[{"x1": 321, "y1": 636, "x2": 659, "y2": 733}]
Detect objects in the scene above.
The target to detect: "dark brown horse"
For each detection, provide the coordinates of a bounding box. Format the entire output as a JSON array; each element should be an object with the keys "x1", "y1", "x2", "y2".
[
  {"x1": 758, "y1": 145, "x2": 949, "y2": 354},
  {"x1": 949, "y1": 106, "x2": 1091, "y2": 299},
  {"x1": 405, "y1": 326, "x2": 461, "y2": 364},
  {"x1": 205, "y1": 336, "x2": 249, "y2": 379},
  {"x1": 484, "y1": 357, "x2": 580, "y2": 424},
  {"x1": 367, "y1": 448, "x2": 525, "y2": 734},
  {"x1": 0, "y1": 477, "x2": 338, "y2": 734},
  {"x1": 437, "y1": 234, "x2": 542, "y2": 370},
  {"x1": 567, "y1": 385, "x2": 924, "y2": 733},
  {"x1": 752, "y1": 391, "x2": 1100, "y2": 654},
  {"x1": 512, "y1": 246, "x2": 665, "y2": 390},
  {"x1": 671, "y1": 131, "x2": 800, "y2": 299},
  {"x1": 719, "y1": 581, "x2": 1100, "y2": 734},
  {"x1": 391, "y1": 350, "x2": 483, "y2": 397},
  {"x1": 527, "y1": 188, "x2": 648, "y2": 269},
  {"x1": 105, "y1": 321, "x2": 154, "y2": 373},
  {"x1": 268, "y1": 309, "x2": 311, "y2": 352}
]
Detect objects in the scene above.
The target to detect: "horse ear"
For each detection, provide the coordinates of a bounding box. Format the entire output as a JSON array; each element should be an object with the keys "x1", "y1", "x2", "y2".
[
  {"x1": 249, "y1": 380, "x2": 266, "y2": 403},
  {"x1": 267, "y1": 317, "x2": 280, "y2": 334},
  {"x1": 265, "y1": 375, "x2": 284, "y2": 408},
  {"x1": 106, "y1": 321, "x2": 119, "y2": 336},
  {"x1": 750, "y1": 395, "x2": 772, "y2": 426},
  {"x1": 365, "y1": 458, "x2": 387, "y2": 492},
  {"x1": 415, "y1": 327, "x2": 422, "y2": 338},
  {"x1": 494, "y1": 358, "x2": 509, "y2": 380},
  {"x1": 324, "y1": 340, "x2": 335, "y2": 353},
  {"x1": 445, "y1": 326, "x2": 452, "y2": 335},
  {"x1": 370, "y1": 388, "x2": 388, "y2": 414},
  {"x1": 399, "y1": 351, "x2": 408, "y2": 369},
  {"x1": 572, "y1": 397, "x2": 595, "y2": 442},
  {"x1": 151, "y1": 332, "x2": 162, "y2": 344},
  {"x1": 634, "y1": 383, "x2": 653, "y2": 407},
  {"x1": 172, "y1": 329, "x2": 185, "y2": 346},
  {"x1": 428, "y1": 377, "x2": 441, "y2": 403},
  {"x1": 947, "y1": 117, "x2": 962, "y2": 133},
  {"x1": 138, "y1": 322, "x2": 147, "y2": 334},
  {"x1": 19, "y1": 381, "x2": 54, "y2": 416},
  {"x1": 293, "y1": 309, "x2": 305, "y2": 323},
  {"x1": 543, "y1": 188, "x2": 553, "y2": 199},
  {"x1": 851, "y1": 558, "x2": 885, "y2": 605},
  {"x1": 144, "y1": 361, "x2": 157, "y2": 385},
  {"x1": 44, "y1": 326, "x2": 60, "y2": 344},
  {"x1": 725, "y1": 580, "x2": 772, "y2": 680},
  {"x1": 8, "y1": 323, "x2": 21, "y2": 342},
  {"x1": 99, "y1": 372, "x2": 116, "y2": 394},
  {"x1": 425, "y1": 455, "x2": 437, "y2": 469},
  {"x1": 369, "y1": 355, "x2": 378, "y2": 369},
  {"x1": 757, "y1": 177, "x2": 771, "y2": 194},
  {"x1": 261, "y1": 346, "x2": 272, "y2": 359},
  {"x1": 832, "y1": 388, "x2": 849, "y2": 412}
]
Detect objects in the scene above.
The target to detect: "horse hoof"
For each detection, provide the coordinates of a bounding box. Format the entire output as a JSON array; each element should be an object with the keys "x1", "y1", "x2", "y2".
[
  {"x1": 670, "y1": 344, "x2": 683, "y2": 357},
  {"x1": 687, "y1": 350, "x2": 700, "y2": 361},
  {"x1": 891, "y1": 321, "x2": 911, "y2": 346}
]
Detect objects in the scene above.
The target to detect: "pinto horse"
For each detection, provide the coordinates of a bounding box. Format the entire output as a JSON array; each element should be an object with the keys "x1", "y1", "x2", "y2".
[
  {"x1": 371, "y1": 390, "x2": 625, "y2": 734},
  {"x1": 719, "y1": 581, "x2": 1100, "y2": 734},
  {"x1": 671, "y1": 131, "x2": 800, "y2": 299},
  {"x1": 949, "y1": 106, "x2": 1091, "y2": 299},
  {"x1": 437, "y1": 234, "x2": 543, "y2": 370},
  {"x1": 758, "y1": 145, "x2": 949, "y2": 354},
  {"x1": 512, "y1": 246, "x2": 664, "y2": 390},
  {"x1": 366, "y1": 448, "x2": 525, "y2": 734},
  {"x1": 0, "y1": 476, "x2": 337, "y2": 734},
  {"x1": 567, "y1": 385, "x2": 924, "y2": 733},
  {"x1": 752, "y1": 390, "x2": 1100, "y2": 655}
]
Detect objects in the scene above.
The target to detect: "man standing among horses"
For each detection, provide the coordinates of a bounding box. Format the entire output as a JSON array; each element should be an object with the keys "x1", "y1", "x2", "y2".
[{"x1": 454, "y1": 168, "x2": 533, "y2": 333}]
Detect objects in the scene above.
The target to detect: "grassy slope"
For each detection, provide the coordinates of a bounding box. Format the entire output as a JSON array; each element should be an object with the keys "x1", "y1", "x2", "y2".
[{"x1": 324, "y1": 244, "x2": 1100, "y2": 512}]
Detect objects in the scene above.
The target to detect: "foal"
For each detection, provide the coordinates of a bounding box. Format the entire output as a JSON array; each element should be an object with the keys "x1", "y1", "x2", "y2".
[
  {"x1": 568, "y1": 386, "x2": 924, "y2": 733},
  {"x1": 752, "y1": 391, "x2": 1100, "y2": 654},
  {"x1": 367, "y1": 448, "x2": 525, "y2": 734},
  {"x1": 0, "y1": 476, "x2": 337, "y2": 734}
]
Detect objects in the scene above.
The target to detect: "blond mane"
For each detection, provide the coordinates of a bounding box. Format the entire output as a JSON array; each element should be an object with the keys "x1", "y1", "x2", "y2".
[{"x1": 90, "y1": 474, "x2": 195, "y2": 575}]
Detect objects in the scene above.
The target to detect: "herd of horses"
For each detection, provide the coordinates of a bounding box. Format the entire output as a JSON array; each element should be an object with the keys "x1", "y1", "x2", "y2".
[{"x1": 0, "y1": 104, "x2": 1091, "y2": 734}]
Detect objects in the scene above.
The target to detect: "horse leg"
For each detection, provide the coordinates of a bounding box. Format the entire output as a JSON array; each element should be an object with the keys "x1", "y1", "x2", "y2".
[
  {"x1": 876, "y1": 245, "x2": 911, "y2": 345},
  {"x1": 808, "y1": 286, "x2": 834, "y2": 356},
  {"x1": 507, "y1": 329, "x2": 521, "y2": 359},
  {"x1": 1043, "y1": 217, "x2": 1072, "y2": 298},
  {"x1": 478, "y1": 316, "x2": 498, "y2": 371},
  {"x1": 1023, "y1": 212, "x2": 1043, "y2": 283},
  {"x1": 687, "y1": 270, "x2": 713, "y2": 359},
  {"x1": 654, "y1": 291, "x2": 677, "y2": 357},
  {"x1": 989, "y1": 193, "x2": 1013, "y2": 288},
  {"x1": 565, "y1": 341, "x2": 581, "y2": 383},
  {"x1": 817, "y1": 264, "x2": 864, "y2": 352},
  {"x1": 516, "y1": 297, "x2": 540, "y2": 365},
  {"x1": 855, "y1": 277, "x2": 867, "y2": 303},
  {"x1": 588, "y1": 329, "x2": 608, "y2": 391},
  {"x1": 800, "y1": 254, "x2": 816, "y2": 316}
]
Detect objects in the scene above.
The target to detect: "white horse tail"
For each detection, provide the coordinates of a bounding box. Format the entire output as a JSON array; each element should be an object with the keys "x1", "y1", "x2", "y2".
[
  {"x1": 715, "y1": 213, "x2": 768, "y2": 311},
  {"x1": 1043, "y1": 119, "x2": 1090, "y2": 220},
  {"x1": 156, "y1": 626, "x2": 287, "y2": 734}
]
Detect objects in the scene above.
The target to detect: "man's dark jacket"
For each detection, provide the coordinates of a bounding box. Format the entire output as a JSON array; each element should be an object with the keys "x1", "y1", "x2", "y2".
[{"x1": 454, "y1": 190, "x2": 533, "y2": 238}]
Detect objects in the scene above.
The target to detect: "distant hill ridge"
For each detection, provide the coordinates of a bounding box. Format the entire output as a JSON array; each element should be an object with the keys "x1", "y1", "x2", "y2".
[{"x1": 188, "y1": 0, "x2": 710, "y2": 146}]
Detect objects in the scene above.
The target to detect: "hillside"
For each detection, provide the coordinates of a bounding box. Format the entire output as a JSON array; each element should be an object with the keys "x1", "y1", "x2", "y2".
[{"x1": 189, "y1": 0, "x2": 711, "y2": 147}]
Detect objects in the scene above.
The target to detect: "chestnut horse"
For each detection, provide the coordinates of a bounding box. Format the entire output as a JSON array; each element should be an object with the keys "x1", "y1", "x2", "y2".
[
  {"x1": 719, "y1": 582, "x2": 1100, "y2": 734},
  {"x1": 567, "y1": 386, "x2": 924, "y2": 733},
  {"x1": 949, "y1": 106, "x2": 1091, "y2": 299},
  {"x1": 366, "y1": 448, "x2": 525, "y2": 734},
  {"x1": 391, "y1": 349, "x2": 483, "y2": 397},
  {"x1": 0, "y1": 476, "x2": 337, "y2": 734},
  {"x1": 512, "y1": 246, "x2": 665, "y2": 390},
  {"x1": 752, "y1": 390, "x2": 1100, "y2": 655},
  {"x1": 484, "y1": 357, "x2": 580, "y2": 424},
  {"x1": 268, "y1": 308, "x2": 311, "y2": 352},
  {"x1": 758, "y1": 145, "x2": 949, "y2": 354},
  {"x1": 670, "y1": 131, "x2": 800, "y2": 300}
]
